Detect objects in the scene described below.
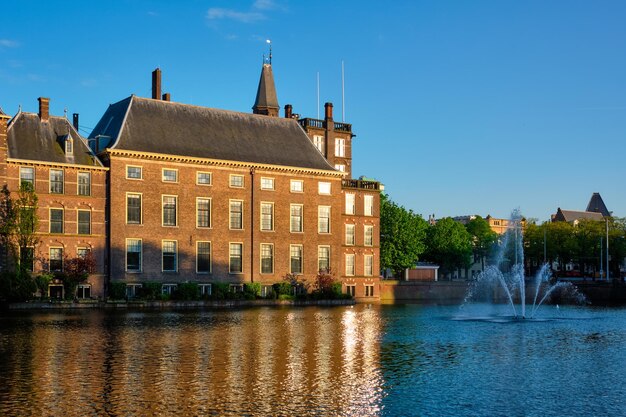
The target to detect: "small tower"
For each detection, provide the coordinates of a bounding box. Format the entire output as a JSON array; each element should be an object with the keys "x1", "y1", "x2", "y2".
[{"x1": 252, "y1": 45, "x2": 279, "y2": 117}]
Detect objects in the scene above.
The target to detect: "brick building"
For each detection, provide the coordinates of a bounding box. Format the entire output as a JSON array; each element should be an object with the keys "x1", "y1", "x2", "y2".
[{"x1": 0, "y1": 98, "x2": 108, "y2": 298}]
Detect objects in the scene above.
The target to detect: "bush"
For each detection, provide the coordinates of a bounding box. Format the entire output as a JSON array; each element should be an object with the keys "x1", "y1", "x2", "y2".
[
  {"x1": 175, "y1": 283, "x2": 199, "y2": 300},
  {"x1": 273, "y1": 282, "x2": 292, "y2": 296},
  {"x1": 108, "y1": 282, "x2": 127, "y2": 300},
  {"x1": 34, "y1": 273, "x2": 53, "y2": 299},
  {"x1": 278, "y1": 294, "x2": 295, "y2": 301},
  {"x1": 141, "y1": 282, "x2": 162, "y2": 300},
  {"x1": 212, "y1": 282, "x2": 230, "y2": 300},
  {"x1": 244, "y1": 283, "x2": 261, "y2": 298}
]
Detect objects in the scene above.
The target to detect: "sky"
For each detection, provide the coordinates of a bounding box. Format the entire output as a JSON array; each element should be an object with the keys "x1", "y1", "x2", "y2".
[{"x1": 1, "y1": 0, "x2": 625, "y2": 222}]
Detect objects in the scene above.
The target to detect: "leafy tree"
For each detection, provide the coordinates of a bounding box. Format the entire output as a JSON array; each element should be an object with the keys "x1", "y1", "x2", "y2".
[
  {"x1": 546, "y1": 221, "x2": 578, "y2": 276},
  {"x1": 465, "y1": 216, "x2": 498, "y2": 270},
  {"x1": 13, "y1": 182, "x2": 40, "y2": 269},
  {"x1": 380, "y1": 193, "x2": 428, "y2": 277},
  {"x1": 62, "y1": 251, "x2": 96, "y2": 298},
  {"x1": 423, "y1": 217, "x2": 472, "y2": 278}
]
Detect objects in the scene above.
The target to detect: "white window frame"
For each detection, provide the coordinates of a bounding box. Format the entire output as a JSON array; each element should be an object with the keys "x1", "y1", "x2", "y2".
[
  {"x1": 364, "y1": 225, "x2": 374, "y2": 247},
  {"x1": 49, "y1": 247, "x2": 63, "y2": 272},
  {"x1": 346, "y1": 253, "x2": 355, "y2": 276},
  {"x1": 290, "y1": 244, "x2": 303, "y2": 275},
  {"x1": 313, "y1": 135, "x2": 324, "y2": 154},
  {"x1": 77, "y1": 171, "x2": 91, "y2": 196},
  {"x1": 126, "y1": 238, "x2": 142, "y2": 272},
  {"x1": 162, "y1": 168, "x2": 178, "y2": 183},
  {"x1": 260, "y1": 202, "x2": 274, "y2": 231},
  {"x1": 196, "y1": 171, "x2": 212, "y2": 186},
  {"x1": 126, "y1": 193, "x2": 142, "y2": 225},
  {"x1": 229, "y1": 242, "x2": 244, "y2": 274},
  {"x1": 126, "y1": 165, "x2": 143, "y2": 180},
  {"x1": 365, "y1": 254, "x2": 374, "y2": 276},
  {"x1": 260, "y1": 243, "x2": 274, "y2": 274},
  {"x1": 318, "y1": 246, "x2": 330, "y2": 272},
  {"x1": 229, "y1": 174, "x2": 244, "y2": 188},
  {"x1": 365, "y1": 284, "x2": 375, "y2": 297},
  {"x1": 260, "y1": 177, "x2": 275, "y2": 190},
  {"x1": 335, "y1": 138, "x2": 345, "y2": 157},
  {"x1": 290, "y1": 180, "x2": 304, "y2": 193},
  {"x1": 335, "y1": 164, "x2": 346, "y2": 172},
  {"x1": 49, "y1": 208, "x2": 64, "y2": 234},
  {"x1": 199, "y1": 283, "x2": 212, "y2": 296},
  {"x1": 364, "y1": 195, "x2": 374, "y2": 216},
  {"x1": 290, "y1": 204, "x2": 303, "y2": 233},
  {"x1": 49, "y1": 169, "x2": 64, "y2": 194},
  {"x1": 162, "y1": 240, "x2": 178, "y2": 272},
  {"x1": 345, "y1": 224, "x2": 355, "y2": 246},
  {"x1": 196, "y1": 197, "x2": 212, "y2": 228},
  {"x1": 318, "y1": 206, "x2": 331, "y2": 234},
  {"x1": 19, "y1": 167, "x2": 35, "y2": 188},
  {"x1": 162, "y1": 195, "x2": 178, "y2": 227},
  {"x1": 345, "y1": 193, "x2": 355, "y2": 215},
  {"x1": 318, "y1": 182, "x2": 331, "y2": 195},
  {"x1": 77, "y1": 209, "x2": 91, "y2": 235},
  {"x1": 196, "y1": 241, "x2": 212, "y2": 274},
  {"x1": 229, "y1": 200, "x2": 244, "y2": 230}
]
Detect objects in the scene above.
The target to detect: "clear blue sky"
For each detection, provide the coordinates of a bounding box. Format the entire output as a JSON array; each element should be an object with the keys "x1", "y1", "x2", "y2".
[{"x1": 1, "y1": 1, "x2": 625, "y2": 222}]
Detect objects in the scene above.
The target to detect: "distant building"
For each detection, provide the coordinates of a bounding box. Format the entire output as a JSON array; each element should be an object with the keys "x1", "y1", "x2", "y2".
[{"x1": 552, "y1": 192, "x2": 611, "y2": 224}]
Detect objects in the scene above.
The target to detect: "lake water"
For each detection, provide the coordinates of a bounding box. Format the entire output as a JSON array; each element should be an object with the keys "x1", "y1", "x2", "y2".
[{"x1": 1, "y1": 304, "x2": 626, "y2": 416}]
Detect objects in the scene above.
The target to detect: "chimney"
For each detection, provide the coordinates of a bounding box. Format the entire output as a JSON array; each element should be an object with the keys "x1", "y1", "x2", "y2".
[
  {"x1": 324, "y1": 102, "x2": 333, "y2": 120},
  {"x1": 38, "y1": 97, "x2": 50, "y2": 122},
  {"x1": 72, "y1": 113, "x2": 79, "y2": 131},
  {"x1": 152, "y1": 68, "x2": 162, "y2": 100},
  {"x1": 284, "y1": 104, "x2": 292, "y2": 119},
  {"x1": 162, "y1": 93, "x2": 171, "y2": 102}
]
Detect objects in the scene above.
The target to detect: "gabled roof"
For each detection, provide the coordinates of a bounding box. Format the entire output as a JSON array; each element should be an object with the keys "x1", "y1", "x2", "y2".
[
  {"x1": 8, "y1": 112, "x2": 102, "y2": 167},
  {"x1": 252, "y1": 63, "x2": 279, "y2": 114},
  {"x1": 553, "y1": 208, "x2": 604, "y2": 223},
  {"x1": 586, "y1": 192, "x2": 610, "y2": 217},
  {"x1": 90, "y1": 96, "x2": 336, "y2": 172}
]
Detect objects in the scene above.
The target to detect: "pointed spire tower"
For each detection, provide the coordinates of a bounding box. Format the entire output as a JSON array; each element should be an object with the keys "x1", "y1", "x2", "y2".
[
  {"x1": 252, "y1": 41, "x2": 279, "y2": 117},
  {"x1": 586, "y1": 192, "x2": 611, "y2": 217}
]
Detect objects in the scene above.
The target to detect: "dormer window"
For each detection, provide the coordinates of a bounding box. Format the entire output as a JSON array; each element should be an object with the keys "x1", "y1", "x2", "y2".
[{"x1": 65, "y1": 138, "x2": 73, "y2": 154}]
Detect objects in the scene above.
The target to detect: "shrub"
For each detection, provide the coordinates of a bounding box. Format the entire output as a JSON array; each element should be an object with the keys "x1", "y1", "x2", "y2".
[
  {"x1": 244, "y1": 282, "x2": 261, "y2": 298},
  {"x1": 175, "y1": 283, "x2": 199, "y2": 300},
  {"x1": 212, "y1": 282, "x2": 230, "y2": 300},
  {"x1": 34, "y1": 273, "x2": 53, "y2": 299},
  {"x1": 108, "y1": 282, "x2": 127, "y2": 300},
  {"x1": 273, "y1": 281, "x2": 292, "y2": 296},
  {"x1": 141, "y1": 282, "x2": 162, "y2": 300}
]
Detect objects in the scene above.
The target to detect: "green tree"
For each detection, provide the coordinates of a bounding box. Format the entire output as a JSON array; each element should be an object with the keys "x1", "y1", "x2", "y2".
[
  {"x1": 465, "y1": 216, "x2": 498, "y2": 271},
  {"x1": 379, "y1": 193, "x2": 428, "y2": 277},
  {"x1": 423, "y1": 217, "x2": 472, "y2": 278},
  {"x1": 13, "y1": 182, "x2": 40, "y2": 270},
  {"x1": 546, "y1": 221, "x2": 578, "y2": 276}
]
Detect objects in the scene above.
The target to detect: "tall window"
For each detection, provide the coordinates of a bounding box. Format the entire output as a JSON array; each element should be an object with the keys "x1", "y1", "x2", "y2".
[
  {"x1": 318, "y1": 206, "x2": 330, "y2": 234},
  {"x1": 365, "y1": 285, "x2": 375, "y2": 297},
  {"x1": 162, "y1": 240, "x2": 177, "y2": 272},
  {"x1": 318, "y1": 182, "x2": 331, "y2": 195},
  {"x1": 126, "y1": 166, "x2": 142, "y2": 179},
  {"x1": 346, "y1": 224, "x2": 355, "y2": 245},
  {"x1": 318, "y1": 246, "x2": 330, "y2": 272},
  {"x1": 365, "y1": 255, "x2": 374, "y2": 276},
  {"x1": 290, "y1": 204, "x2": 303, "y2": 232},
  {"x1": 346, "y1": 254, "x2": 355, "y2": 276},
  {"x1": 261, "y1": 243, "x2": 273, "y2": 274},
  {"x1": 261, "y1": 178, "x2": 274, "y2": 190},
  {"x1": 290, "y1": 180, "x2": 303, "y2": 193},
  {"x1": 78, "y1": 172, "x2": 91, "y2": 196},
  {"x1": 162, "y1": 196, "x2": 177, "y2": 226},
  {"x1": 20, "y1": 167, "x2": 34, "y2": 188},
  {"x1": 364, "y1": 225, "x2": 374, "y2": 246},
  {"x1": 77, "y1": 248, "x2": 90, "y2": 258},
  {"x1": 335, "y1": 164, "x2": 345, "y2": 172},
  {"x1": 197, "y1": 172, "x2": 212, "y2": 185},
  {"x1": 335, "y1": 138, "x2": 345, "y2": 157},
  {"x1": 230, "y1": 174, "x2": 244, "y2": 188},
  {"x1": 261, "y1": 202, "x2": 274, "y2": 231},
  {"x1": 229, "y1": 243, "x2": 243, "y2": 273},
  {"x1": 49, "y1": 248, "x2": 63, "y2": 272},
  {"x1": 50, "y1": 169, "x2": 64, "y2": 194},
  {"x1": 162, "y1": 169, "x2": 178, "y2": 182},
  {"x1": 345, "y1": 193, "x2": 355, "y2": 215},
  {"x1": 313, "y1": 135, "x2": 324, "y2": 154},
  {"x1": 127, "y1": 193, "x2": 142, "y2": 224},
  {"x1": 230, "y1": 200, "x2": 243, "y2": 229},
  {"x1": 197, "y1": 198, "x2": 211, "y2": 228},
  {"x1": 364, "y1": 195, "x2": 374, "y2": 216},
  {"x1": 290, "y1": 245, "x2": 303, "y2": 274},
  {"x1": 126, "y1": 239, "x2": 142, "y2": 272},
  {"x1": 197, "y1": 241, "x2": 211, "y2": 273},
  {"x1": 77, "y1": 210, "x2": 91, "y2": 235},
  {"x1": 50, "y1": 209, "x2": 63, "y2": 234}
]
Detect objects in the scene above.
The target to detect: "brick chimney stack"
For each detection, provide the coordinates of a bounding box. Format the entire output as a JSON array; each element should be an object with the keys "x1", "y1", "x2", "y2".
[
  {"x1": 152, "y1": 68, "x2": 162, "y2": 100},
  {"x1": 0, "y1": 110, "x2": 10, "y2": 188},
  {"x1": 73, "y1": 113, "x2": 79, "y2": 131},
  {"x1": 284, "y1": 104, "x2": 292, "y2": 119},
  {"x1": 162, "y1": 93, "x2": 171, "y2": 102},
  {"x1": 324, "y1": 102, "x2": 333, "y2": 121},
  {"x1": 38, "y1": 97, "x2": 50, "y2": 122}
]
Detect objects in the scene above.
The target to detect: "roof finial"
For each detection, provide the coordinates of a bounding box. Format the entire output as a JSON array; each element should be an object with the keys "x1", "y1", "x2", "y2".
[
  {"x1": 64, "y1": 107, "x2": 68, "y2": 119},
  {"x1": 266, "y1": 39, "x2": 272, "y2": 65}
]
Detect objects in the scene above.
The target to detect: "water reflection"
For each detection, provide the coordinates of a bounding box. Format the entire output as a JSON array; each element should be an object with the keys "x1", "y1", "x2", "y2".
[{"x1": 0, "y1": 306, "x2": 383, "y2": 417}]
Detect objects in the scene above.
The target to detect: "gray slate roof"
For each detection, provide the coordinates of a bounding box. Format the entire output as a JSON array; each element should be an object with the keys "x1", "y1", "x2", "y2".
[
  {"x1": 253, "y1": 64, "x2": 279, "y2": 112},
  {"x1": 554, "y1": 208, "x2": 604, "y2": 223},
  {"x1": 8, "y1": 113, "x2": 101, "y2": 167},
  {"x1": 90, "y1": 96, "x2": 335, "y2": 171},
  {"x1": 586, "y1": 192, "x2": 611, "y2": 217}
]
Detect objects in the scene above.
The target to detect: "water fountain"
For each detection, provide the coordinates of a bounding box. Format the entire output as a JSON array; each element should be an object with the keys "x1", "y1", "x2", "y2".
[{"x1": 461, "y1": 210, "x2": 585, "y2": 320}]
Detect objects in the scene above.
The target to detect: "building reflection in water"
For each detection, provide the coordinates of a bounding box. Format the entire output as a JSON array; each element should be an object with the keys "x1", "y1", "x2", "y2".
[{"x1": 0, "y1": 305, "x2": 384, "y2": 416}]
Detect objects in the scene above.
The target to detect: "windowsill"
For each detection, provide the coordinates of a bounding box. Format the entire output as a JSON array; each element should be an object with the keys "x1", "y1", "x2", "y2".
[
  {"x1": 162, "y1": 225, "x2": 179, "y2": 228},
  {"x1": 126, "y1": 223, "x2": 143, "y2": 226},
  {"x1": 290, "y1": 231, "x2": 304, "y2": 234},
  {"x1": 196, "y1": 226, "x2": 213, "y2": 229},
  {"x1": 229, "y1": 228, "x2": 245, "y2": 231},
  {"x1": 125, "y1": 270, "x2": 143, "y2": 274},
  {"x1": 260, "y1": 229, "x2": 275, "y2": 232},
  {"x1": 229, "y1": 272, "x2": 244, "y2": 275}
]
